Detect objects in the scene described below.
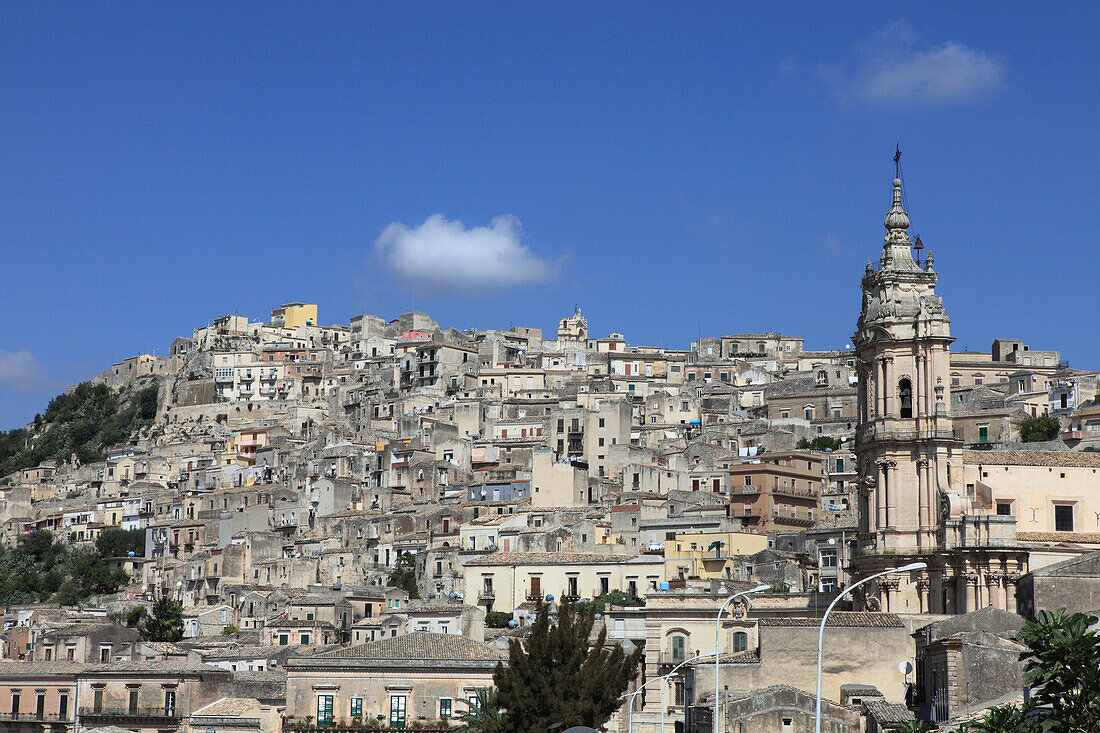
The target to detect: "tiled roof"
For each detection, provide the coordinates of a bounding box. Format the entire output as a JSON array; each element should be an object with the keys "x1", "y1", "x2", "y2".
[
  {"x1": 759, "y1": 612, "x2": 903, "y2": 628},
  {"x1": 963, "y1": 449, "x2": 1100, "y2": 468},
  {"x1": 1018, "y1": 531, "x2": 1100, "y2": 544},
  {"x1": 465, "y1": 551, "x2": 637, "y2": 566},
  {"x1": 305, "y1": 631, "x2": 504, "y2": 662},
  {"x1": 192, "y1": 697, "x2": 260, "y2": 716},
  {"x1": 863, "y1": 699, "x2": 914, "y2": 725}
]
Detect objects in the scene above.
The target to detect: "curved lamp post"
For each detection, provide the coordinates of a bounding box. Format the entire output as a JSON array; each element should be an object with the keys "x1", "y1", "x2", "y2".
[
  {"x1": 620, "y1": 652, "x2": 716, "y2": 733},
  {"x1": 660, "y1": 651, "x2": 718, "y2": 733},
  {"x1": 713, "y1": 584, "x2": 769, "y2": 732},
  {"x1": 814, "y1": 562, "x2": 926, "y2": 733}
]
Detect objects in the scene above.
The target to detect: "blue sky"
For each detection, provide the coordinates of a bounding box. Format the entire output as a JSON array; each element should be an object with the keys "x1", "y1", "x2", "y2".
[{"x1": 1, "y1": 3, "x2": 1098, "y2": 429}]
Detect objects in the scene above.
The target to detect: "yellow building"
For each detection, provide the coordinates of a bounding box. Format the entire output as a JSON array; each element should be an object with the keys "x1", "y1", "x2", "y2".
[
  {"x1": 271, "y1": 302, "x2": 318, "y2": 329},
  {"x1": 663, "y1": 531, "x2": 770, "y2": 580}
]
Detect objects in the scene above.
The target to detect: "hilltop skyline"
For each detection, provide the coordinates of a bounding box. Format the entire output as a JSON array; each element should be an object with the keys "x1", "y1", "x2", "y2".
[{"x1": 3, "y1": 4, "x2": 1099, "y2": 429}]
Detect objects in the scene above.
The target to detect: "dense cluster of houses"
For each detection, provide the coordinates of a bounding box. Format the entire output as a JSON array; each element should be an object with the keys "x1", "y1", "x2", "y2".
[{"x1": 5, "y1": 178, "x2": 1100, "y2": 733}]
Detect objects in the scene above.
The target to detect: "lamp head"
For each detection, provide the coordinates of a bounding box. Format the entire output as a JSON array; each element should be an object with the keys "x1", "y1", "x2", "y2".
[
  {"x1": 896, "y1": 562, "x2": 927, "y2": 573},
  {"x1": 749, "y1": 584, "x2": 770, "y2": 594}
]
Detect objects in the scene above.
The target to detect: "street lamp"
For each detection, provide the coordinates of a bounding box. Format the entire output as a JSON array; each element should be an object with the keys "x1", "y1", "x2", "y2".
[
  {"x1": 714, "y1": 585, "x2": 769, "y2": 732},
  {"x1": 620, "y1": 651, "x2": 718, "y2": 733},
  {"x1": 814, "y1": 562, "x2": 926, "y2": 733},
  {"x1": 661, "y1": 651, "x2": 717, "y2": 733}
]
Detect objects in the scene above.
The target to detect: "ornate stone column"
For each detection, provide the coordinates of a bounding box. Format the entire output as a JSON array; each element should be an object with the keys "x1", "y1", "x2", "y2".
[
  {"x1": 876, "y1": 357, "x2": 886, "y2": 417},
  {"x1": 881, "y1": 576, "x2": 900, "y2": 613},
  {"x1": 965, "y1": 571, "x2": 980, "y2": 612},
  {"x1": 876, "y1": 461, "x2": 888, "y2": 531},
  {"x1": 915, "y1": 354, "x2": 924, "y2": 419},
  {"x1": 886, "y1": 460, "x2": 898, "y2": 529},
  {"x1": 1005, "y1": 572, "x2": 1020, "y2": 613},
  {"x1": 917, "y1": 458, "x2": 929, "y2": 534},
  {"x1": 885, "y1": 357, "x2": 895, "y2": 417},
  {"x1": 915, "y1": 575, "x2": 931, "y2": 614},
  {"x1": 985, "y1": 571, "x2": 1003, "y2": 610}
]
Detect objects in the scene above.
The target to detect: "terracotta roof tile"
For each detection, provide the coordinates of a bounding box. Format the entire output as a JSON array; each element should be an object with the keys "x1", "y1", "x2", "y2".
[
  {"x1": 758, "y1": 612, "x2": 903, "y2": 628},
  {"x1": 302, "y1": 631, "x2": 503, "y2": 662}
]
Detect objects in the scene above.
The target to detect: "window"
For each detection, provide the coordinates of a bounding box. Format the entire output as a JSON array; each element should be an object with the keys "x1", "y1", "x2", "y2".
[
  {"x1": 318, "y1": 695, "x2": 334, "y2": 725},
  {"x1": 439, "y1": 698, "x2": 452, "y2": 718},
  {"x1": 732, "y1": 632, "x2": 748, "y2": 652},
  {"x1": 300, "y1": 634, "x2": 309, "y2": 645},
  {"x1": 978, "y1": 425, "x2": 989, "y2": 444},
  {"x1": 93, "y1": 689, "x2": 103, "y2": 713},
  {"x1": 279, "y1": 634, "x2": 289, "y2": 646},
  {"x1": 351, "y1": 697, "x2": 363, "y2": 718},
  {"x1": 1055, "y1": 504, "x2": 1074, "y2": 532},
  {"x1": 899, "y1": 378, "x2": 913, "y2": 418},
  {"x1": 389, "y1": 695, "x2": 407, "y2": 728},
  {"x1": 671, "y1": 634, "x2": 686, "y2": 662},
  {"x1": 820, "y1": 549, "x2": 837, "y2": 567},
  {"x1": 164, "y1": 690, "x2": 176, "y2": 716},
  {"x1": 11, "y1": 693, "x2": 19, "y2": 717},
  {"x1": 128, "y1": 688, "x2": 139, "y2": 714},
  {"x1": 600, "y1": 576, "x2": 610, "y2": 595},
  {"x1": 58, "y1": 693, "x2": 68, "y2": 718},
  {"x1": 997, "y1": 502, "x2": 1012, "y2": 516}
]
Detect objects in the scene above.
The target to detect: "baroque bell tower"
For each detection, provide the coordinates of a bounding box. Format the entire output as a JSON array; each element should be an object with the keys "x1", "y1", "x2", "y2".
[{"x1": 850, "y1": 168, "x2": 969, "y2": 612}]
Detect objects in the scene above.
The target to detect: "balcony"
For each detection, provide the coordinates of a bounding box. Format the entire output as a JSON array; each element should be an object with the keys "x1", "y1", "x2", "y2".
[
  {"x1": 0, "y1": 712, "x2": 71, "y2": 723},
  {"x1": 730, "y1": 484, "x2": 762, "y2": 496},
  {"x1": 560, "y1": 592, "x2": 580, "y2": 603},
  {"x1": 478, "y1": 589, "x2": 495, "y2": 600},
  {"x1": 80, "y1": 707, "x2": 180, "y2": 722}
]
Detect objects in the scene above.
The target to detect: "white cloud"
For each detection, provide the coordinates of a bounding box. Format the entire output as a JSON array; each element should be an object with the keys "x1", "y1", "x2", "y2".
[
  {"x1": 827, "y1": 21, "x2": 1005, "y2": 106},
  {"x1": 373, "y1": 214, "x2": 560, "y2": 292},
  {"x1": 0, "y1": 350, "x2": 51, "y2": 394},
  {"x1": 824, "y1": 235, "x2": 842, "y2": 255}
]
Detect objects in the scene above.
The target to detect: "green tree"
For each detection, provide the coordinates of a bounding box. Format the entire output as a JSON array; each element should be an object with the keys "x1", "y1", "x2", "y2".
[
  {"x1": 796, "y1": 436, "x2": 843, "y2": 451},
  {"x1": 969, "y1": 703, "x2": 1036, "y2": 733},
  {"x1": 387, "y1": 553, "x2": 421, "y2": 599},
  {"x1": 587, "y1": 589, "x2": 644, "y2": 616},
  {"x1": 456, "y1": 688, "x2": 504, "y2": 733},
  {"x1": 1016, "y1": 415, "x2": 1060, "y2": 443},
  {"x1": 485, "y1": 611, "x2": 513, "y2": 629},
  {"x1": 95, "y1": 528, "x2": 146, "y2": 558},
  {"x1": 141, "y1": 596, "x2": 185, "y2": 642},
  {"x1": 894, "y1": 722, "x2": 935, "y2": 733},
  {"x1": 1017, "y1": 608, "x2": 1100, "y2": 732},
  {"x1": 492, "y1": 602, "x2": 642, "y2": 732}
]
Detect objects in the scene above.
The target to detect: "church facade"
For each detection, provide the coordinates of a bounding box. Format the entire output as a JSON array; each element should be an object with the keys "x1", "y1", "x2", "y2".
[{"x1": 851, "y1": 175, "x2": 1028, "y2": 614}]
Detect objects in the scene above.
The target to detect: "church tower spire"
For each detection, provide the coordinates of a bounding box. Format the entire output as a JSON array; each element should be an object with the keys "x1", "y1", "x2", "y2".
[{"x1": 851, "y1": 163, "x2": 968, "y2": 613}]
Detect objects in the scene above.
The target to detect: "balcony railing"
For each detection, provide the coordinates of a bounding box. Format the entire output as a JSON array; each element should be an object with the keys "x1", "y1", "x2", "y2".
[
  {"x1": 478, "y1": 589, "x2": 495, "y2": 600},
  {"x1": 0, "y1": 712, "x2": 71, "y2": 722},
  {"x1": 80, "y1": 706, "x2": 180, "y2": 720}
]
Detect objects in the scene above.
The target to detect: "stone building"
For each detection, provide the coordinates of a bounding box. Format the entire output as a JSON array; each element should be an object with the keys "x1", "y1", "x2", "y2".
[
  {"x1": 851, "y1": 174, "x2": 1027, "y2": 614},
  {"x1": 285, "y1": 632, "x2": 502, "y2": 727}
]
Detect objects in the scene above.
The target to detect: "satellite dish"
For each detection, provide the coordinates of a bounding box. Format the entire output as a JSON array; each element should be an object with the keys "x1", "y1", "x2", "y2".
[{"x1": 899, "y1": 661, "x2": 913, "y2": 675}]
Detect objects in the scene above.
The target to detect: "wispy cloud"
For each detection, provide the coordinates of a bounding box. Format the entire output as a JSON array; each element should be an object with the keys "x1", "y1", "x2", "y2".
[
  {"x1": 824, "y1": 235, "x2": 843, "y2": 256},
  {"x1": 0, "y1": 350, "x2": 52, "y2": 394},
  {"x1": 372, "y1": 214, "x2": 561, "y2": 292},
  {"x1": 823, "y1": 20, "x2": 1005, "y2": 106}
]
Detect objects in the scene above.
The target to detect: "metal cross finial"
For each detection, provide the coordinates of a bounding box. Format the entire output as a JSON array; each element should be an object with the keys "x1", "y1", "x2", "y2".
[{"x1": 894, "y1": 145, "x2": 901, "y2": 177}]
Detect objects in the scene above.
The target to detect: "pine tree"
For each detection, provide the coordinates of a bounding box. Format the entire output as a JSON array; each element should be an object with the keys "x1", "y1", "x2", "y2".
[
  {"x1": 492, "y1": 601, "x2": 642, "y2": 732},
  {"x1": 141, "y1": 596, "x2": 184, "y2": 642}
]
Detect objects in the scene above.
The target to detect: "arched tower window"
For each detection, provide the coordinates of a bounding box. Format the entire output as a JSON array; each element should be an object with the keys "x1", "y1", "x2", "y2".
[{"x1": 899, "y1": 378, "x2": 913, "y2": 418}]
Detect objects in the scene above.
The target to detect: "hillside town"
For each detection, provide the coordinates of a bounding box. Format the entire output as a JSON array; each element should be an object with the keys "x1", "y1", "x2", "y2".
[{"x1": 4, "y1": 175, "x2": 1100, "y2": 733}]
